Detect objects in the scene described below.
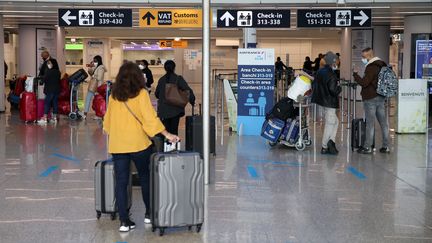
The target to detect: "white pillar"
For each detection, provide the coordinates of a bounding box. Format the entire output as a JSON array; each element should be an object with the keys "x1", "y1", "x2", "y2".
[
  {"x1": 18, "y1": 25, "x2": 37, "y2": 77},
  {"x1": 243, "y1": 28, "x2": 257, "y2": 48},
  {"x1": 0, "y1": 15, "x2": 5, "y2": 112},
  {"x1": 56, "y1": 27, "x2": 66, "y2": 74},
  {"x1": 373, "y1": 26, "x2": 390, "y2": 64},
  {"x1": 402, "y1": 15, "x2": 432, "y2": 79},
  {"x1": 202, "y1": 0, "x2": 210, "y2": 185},
  {"x1": 340, "y1": 27, "x2": 352, "y2": 81}
]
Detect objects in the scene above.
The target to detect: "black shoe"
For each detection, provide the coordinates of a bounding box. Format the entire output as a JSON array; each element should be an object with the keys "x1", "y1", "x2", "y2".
[
  {"x1": 321, "y1": 148, "x2": 329, "y2": 154},
  {"x1": 358, "y1": 147, "x2": 373, "y2": 154},
  {"x1": 327, "y1": 140, "x2": 339, "y2": 155},
  {"x1": 379, "y1": 147, "x2": 390, "y2": 153},
  {"x1": 119, "y1": 219, "x2": 136, "y2": 232}
]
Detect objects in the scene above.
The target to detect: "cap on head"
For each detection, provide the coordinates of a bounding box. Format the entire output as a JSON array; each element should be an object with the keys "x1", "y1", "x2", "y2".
[{"x1": 323, "y1": 51, "x2": 338, "y2": 66}]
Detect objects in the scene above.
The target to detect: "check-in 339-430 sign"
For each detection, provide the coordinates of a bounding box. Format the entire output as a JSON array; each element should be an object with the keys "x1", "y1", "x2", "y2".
[
  {"x1": 58, "y1": 9, "x2": 132, "y2": 27},
  {"x1": 297, "y1": 9, "x2": 371, "y2": 28}
]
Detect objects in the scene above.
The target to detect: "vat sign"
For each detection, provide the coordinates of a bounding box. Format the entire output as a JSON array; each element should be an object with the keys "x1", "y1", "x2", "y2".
[
  {"x1": 58, "y1": 9, "x2": 132, "y2": 27},
  {"x1": 217, "y1": 10, "x2": 290, "y2": 28},
  {"x1": 139, "y1": 9, "x2": 203, "y2": 28},
  {"x1": 297, "y1": 9, "x2": 371, "y2": 28}
]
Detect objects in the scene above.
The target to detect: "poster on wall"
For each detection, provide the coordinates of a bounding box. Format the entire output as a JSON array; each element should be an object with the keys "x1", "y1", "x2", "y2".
[
  {"x1": 36, "y1": 28, "x2": 57, "y2": 75},
  {"x1": 86, "y1": 40, "x2": 105, "y2": 65},
  {"x1": 237, "y1": 48, "x2": 275, "y2": 135},
  {"x1": 184, "y1": 49, "x2": 202, "y2": 71},
  {"x1": 397, "y1": 79, "x2": 428, "y2": 133},
  {"x1": 415, "y1": 40, "x2": 432, "y2": 79}
]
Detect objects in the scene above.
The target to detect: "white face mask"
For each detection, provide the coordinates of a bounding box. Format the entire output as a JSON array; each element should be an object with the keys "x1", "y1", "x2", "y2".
[
  {"x1": 332, "y1": 65, "x2": 338, "y2": 71},
  {"x1": 47, "y1": 64, "x2": 53, "y2": 69},
  {"x1": 93, "y1": 62, "x2": 98, "y2": 67},
  {"x1": 138, "y1": 64, "x2": 144, "y2": 70},
  {"x1": 361, "y1": 58, "x2": 368, "y2": 65}
]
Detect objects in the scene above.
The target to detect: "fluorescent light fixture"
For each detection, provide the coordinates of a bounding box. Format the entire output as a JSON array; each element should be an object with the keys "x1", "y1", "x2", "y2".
[
  {"x1": 131, "y1": 42, "x2": 137, "y2": 45},
  {"x1": 3, "y1": 15, "x2": 45, "y2": 18}
]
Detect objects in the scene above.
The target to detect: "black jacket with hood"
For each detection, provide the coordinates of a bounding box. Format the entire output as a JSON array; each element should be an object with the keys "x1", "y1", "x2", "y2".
[{"x1": 311, "y1": 65, "x2": 342, "y2": 109}]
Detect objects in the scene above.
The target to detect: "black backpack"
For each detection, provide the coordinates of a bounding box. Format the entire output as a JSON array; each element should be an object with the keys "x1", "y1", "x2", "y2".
[{"x1": 266, "y1": 97, "x2": 298, "y2": 121}]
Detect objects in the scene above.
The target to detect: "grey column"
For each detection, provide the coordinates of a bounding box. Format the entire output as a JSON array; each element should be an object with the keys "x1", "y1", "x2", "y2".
[
  {"x1": 402, "y1": 15, "x2": 432, "y2": 79},
  {"x1": 243, "y1": 28, "x2": 257, "y2": 48},
  {"x1": 340, "y1": 28, "x2": 352, "y2": 81},
  {"x1": 56, "y1": 27, "x2": 66, "y2": 74},
  {"x1": 373, "y1": 26, "x2": 390, "y2": 64},
  {"x1": 0, "y1": 15, "x2": 5, "y2": 112},
  {"x1": 202, "y1": 0, "x2": 210, "y2": 185}
]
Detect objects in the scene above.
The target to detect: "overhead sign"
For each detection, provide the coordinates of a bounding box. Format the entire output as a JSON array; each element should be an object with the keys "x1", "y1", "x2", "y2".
[
  {"x1": 159, "y1": 40, "x2": 188, "y2": 48},
  {"x1": 139, "y1": 9, "x2": 202, "y2": 28},
  {"x1": 237, "y1": 49, "x2": 275, "y2": 135},
  {"x1": 58, "y1": 9, "x2": 132, "y2": 27},
  {"x1": 217, "y1": 10, "x2": 290, "y2": 28},
  {"x1": 297, "y1": 9, "x2": 371, "y2": 28}
]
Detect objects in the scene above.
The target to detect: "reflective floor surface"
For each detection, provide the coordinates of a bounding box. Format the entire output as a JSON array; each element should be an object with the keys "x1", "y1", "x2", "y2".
[{"x1": 0, "y1": 109, "x2": 431, "y2": 243}]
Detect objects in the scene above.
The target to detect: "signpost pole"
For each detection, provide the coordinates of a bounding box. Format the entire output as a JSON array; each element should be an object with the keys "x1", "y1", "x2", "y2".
[{"x1": 203, "y1": 0, "x2": 210, "y2": 185}]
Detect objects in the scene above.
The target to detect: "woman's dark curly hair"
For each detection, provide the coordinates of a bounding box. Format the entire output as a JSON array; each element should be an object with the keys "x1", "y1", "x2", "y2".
[{"x1": 111, "y1": 62, "x2": 145, "y2": 102}]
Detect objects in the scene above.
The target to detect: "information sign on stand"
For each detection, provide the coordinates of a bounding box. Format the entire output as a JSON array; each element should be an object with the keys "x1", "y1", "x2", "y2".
[
  {"x1": 297, "y1": 9, "x2": 371, "y2": 28},
  {"x1": 397, "y1": 79, "x2": 428, "y2": 133},
  {"x1": 237, "y1": 49, "x2": 275, "y2": 135}
]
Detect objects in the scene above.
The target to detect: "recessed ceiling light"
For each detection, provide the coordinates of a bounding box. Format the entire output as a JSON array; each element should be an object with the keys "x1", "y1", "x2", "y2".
[{"x1": 174, "y1": 37, "x2": 181, "y2": 41}]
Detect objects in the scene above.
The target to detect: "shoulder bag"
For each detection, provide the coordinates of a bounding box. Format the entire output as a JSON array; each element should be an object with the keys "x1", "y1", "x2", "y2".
[{"x1": 164, "y1": 75, "x2": 190, "y2": 108}]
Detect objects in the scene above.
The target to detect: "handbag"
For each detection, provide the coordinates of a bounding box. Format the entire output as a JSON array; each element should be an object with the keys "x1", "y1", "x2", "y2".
[
  {"x1": 164, "y1": 76, "x2": 190, "y2": 108},
  {"x1": 88, "y1": 77, "x2": 98, "y2": 93}
]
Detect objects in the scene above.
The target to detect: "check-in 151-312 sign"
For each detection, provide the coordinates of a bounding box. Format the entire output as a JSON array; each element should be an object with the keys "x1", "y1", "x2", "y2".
[{"x1": 297, "y1": 9, "x2": 371, "y2": 28}]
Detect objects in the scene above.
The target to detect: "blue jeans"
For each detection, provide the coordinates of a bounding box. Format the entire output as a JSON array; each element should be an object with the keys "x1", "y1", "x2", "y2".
[
  {"x1": 84, "y1": 91, "x2": 95, "y2": 113},
  {"x1": 44, "y1": 93, "x2": 58, "y2": 115},
  {"x1": 112, "y1": 147, "x2": 153, "y2": 221},
  {"x1": 363, "y1": 96, "x2": 389, "y2": 148}
]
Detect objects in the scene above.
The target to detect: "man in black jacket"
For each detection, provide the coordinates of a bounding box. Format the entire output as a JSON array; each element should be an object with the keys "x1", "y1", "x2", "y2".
[{"x1": 311, "y1": 51, "x2": 342, "y2": 155}]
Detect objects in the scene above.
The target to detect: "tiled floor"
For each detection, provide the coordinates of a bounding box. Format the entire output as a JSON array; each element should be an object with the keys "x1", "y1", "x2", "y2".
[{"x1": 0, "y1": 107, "x2": 431, "y2": 243}]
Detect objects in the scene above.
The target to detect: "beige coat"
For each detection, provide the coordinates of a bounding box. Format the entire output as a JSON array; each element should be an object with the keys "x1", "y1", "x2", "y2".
[{"x1": 87, "y1": 65, "x2": 106, "y2": 92}]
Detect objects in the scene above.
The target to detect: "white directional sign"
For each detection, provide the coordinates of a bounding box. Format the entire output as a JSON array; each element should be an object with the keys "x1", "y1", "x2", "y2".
[
  {"x1": 297, "y1": 9, "x2": 371, "y2": 28},
  {"x1": 217, "y1": 10, "x2": 290, "y2": 28}
]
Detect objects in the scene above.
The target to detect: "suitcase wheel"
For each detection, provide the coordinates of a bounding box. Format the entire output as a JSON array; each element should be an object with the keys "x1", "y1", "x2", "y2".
[
  {"x1": 196, "y1": 224, "x2": 202, "y2": 233},
  {"x1": 159, "y1": 227, "x2": 165, "y2": 237},
  {"x1": 110, "y1": 213, "x2": 116, "y2": 221},
  {"x1": 96, "y1": 211, "x2": 101, "y2": 220}
]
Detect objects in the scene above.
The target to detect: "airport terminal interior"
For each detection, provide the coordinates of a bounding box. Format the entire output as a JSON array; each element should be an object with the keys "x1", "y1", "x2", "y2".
[{"x1": 0, "y1": 0, "x2": 432, "y2": 242}]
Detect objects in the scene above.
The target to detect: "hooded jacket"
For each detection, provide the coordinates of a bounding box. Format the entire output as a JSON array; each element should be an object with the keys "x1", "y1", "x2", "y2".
[
  {"x1": 311, "y1": 65, "x2": 341, "y2": 109},
  {"x1": 353, "y1": 57, "x2": 387, "y2": 100}
]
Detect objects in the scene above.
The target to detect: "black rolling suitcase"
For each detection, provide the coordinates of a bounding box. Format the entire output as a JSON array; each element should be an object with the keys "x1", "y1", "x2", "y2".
[
  {"x1": 68, "y1": 68, "x2": 89, "y2": 83},
  {"x1": 185, "y1": 105, "x2": 216, "y2": 158},
  {"x1": 350, "y1": 83, "x2": 374, "y2": 151}
]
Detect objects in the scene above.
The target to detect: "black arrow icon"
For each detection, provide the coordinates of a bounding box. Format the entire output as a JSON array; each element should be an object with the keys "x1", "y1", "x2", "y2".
[{"x1": 142, "y1": 11, "x2": 155, "y2": 25}]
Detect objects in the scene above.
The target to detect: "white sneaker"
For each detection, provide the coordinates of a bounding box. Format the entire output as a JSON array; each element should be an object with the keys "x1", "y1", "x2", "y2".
[
  {"x1": 37, "y1": 118, "x2": 48, "y2": 125},
  {"x1": 49, "y1": 118, "x2": 57, "y2": 124},
  {"x1": 144, "y1": 217, "x2": 151, "y2": 224}
]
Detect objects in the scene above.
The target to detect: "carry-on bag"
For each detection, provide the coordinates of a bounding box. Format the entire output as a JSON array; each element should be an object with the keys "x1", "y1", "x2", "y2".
[
  {"x1": 185, "y1": 104, "x2": 216, "y2": 158},
  {"x1": 20, "y1": 92, "x2": 37, "y2": 122},
  {"x1": 150, "y1": 150, "x2": 204, "y2": 236},
  {"x1": 266, "y1": 97, "x2": 297, "y2": 121},
  {"x1": 350, "y1": 83, "x2": 375, "y2": 151},
  {"x1": 94, "y1": 159, "x2": 132, "y2": 220},
  {"x1": 280, "y1": 119, "x2": 300, "y2": 144},
  {"x1": 261, "y1": 118, "x2": 285, "y2": 143},
  {"x1": 92, "y1": 94, "x2": 106, "y2": 117}
]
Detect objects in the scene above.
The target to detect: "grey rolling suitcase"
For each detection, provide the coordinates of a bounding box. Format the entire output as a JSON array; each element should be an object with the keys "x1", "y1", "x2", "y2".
[
  {"x1": 94, "y1": 159, "x2": 132, "y2": 220},
  {"x1": 150, "y1": 151, "x2": 204, "y2": 236}
]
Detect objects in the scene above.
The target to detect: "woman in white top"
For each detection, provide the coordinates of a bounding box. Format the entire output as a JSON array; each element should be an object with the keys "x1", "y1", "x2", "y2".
[{"x1": 83, "y1": 55, "x2": 106, "y2": 119}]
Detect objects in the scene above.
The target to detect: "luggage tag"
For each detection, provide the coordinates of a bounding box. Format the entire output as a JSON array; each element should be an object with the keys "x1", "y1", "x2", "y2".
[{"x1": 164, "y1": 141, "x2": 181, "y2": 153}]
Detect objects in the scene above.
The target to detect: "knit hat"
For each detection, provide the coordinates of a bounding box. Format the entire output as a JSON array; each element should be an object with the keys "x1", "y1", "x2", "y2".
[{"x1": 324, "y1": 51, "x2": 338, "y2": 65}]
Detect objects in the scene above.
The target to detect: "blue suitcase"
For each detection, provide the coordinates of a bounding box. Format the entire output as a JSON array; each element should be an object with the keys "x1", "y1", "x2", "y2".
[
  {"x1": 261, "y1": 118, "x2": 285, "y2": 143},
  {"x1": 280, "y1": 119, "x2": 300, "y2": 144}
]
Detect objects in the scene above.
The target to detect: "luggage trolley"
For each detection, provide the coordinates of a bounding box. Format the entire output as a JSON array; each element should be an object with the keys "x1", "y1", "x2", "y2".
[
  {"x1": 280, "y1": 95, "x2": 312, "y2": 151},
  {"x1": 68, "y1": 79, "x2": 85, "y2": 120}
]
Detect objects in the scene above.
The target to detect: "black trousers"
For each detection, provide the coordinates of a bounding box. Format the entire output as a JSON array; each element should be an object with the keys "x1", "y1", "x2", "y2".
[{"x1": 162, "y1": 116, "x2": 181, "y2": 135}]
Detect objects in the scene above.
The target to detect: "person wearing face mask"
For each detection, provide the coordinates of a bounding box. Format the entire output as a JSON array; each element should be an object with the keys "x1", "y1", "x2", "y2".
[
  {"x1": 353, "y1": 47, "x2": 390, "y2": 154},
  {"x1": 83, "y1": 55, "x2": 107, "y2": 120},
  {"x1": 38, "y1": 50, "x2": 57, "y2": 78},
  {"x1": 311, "y1": 51, "x2": 342, "y2": 155},
  {"x1": 37, "y1": 59, "x2": 61, "y2": 124},
  {"x1": 139, "y1": 60, "x2": 154, "y2": 89}
]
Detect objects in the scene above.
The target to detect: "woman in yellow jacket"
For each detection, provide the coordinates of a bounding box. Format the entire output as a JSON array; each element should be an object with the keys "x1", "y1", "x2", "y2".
[{"x1": 103, "y1": 63, "x2": 179, "y2": 232}]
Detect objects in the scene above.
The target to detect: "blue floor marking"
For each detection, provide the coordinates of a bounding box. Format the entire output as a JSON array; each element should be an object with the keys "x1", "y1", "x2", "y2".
[
  {"x1": 50, "y1": 153, "x2": 80, "y2": 163},
  {"x1": 247, "y1": 165, "x2": 259, "y2": 179},
  {"x1": 347, "y1": 166, "x2": 367, "y2": 180},
  {"x1": 39, "y1": 166, "x2": 59, "y2": 177}
]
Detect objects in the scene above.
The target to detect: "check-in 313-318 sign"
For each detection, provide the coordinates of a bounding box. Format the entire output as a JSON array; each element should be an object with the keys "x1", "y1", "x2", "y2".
[
  {"x1": 297, "y1": 9, "x2": 371, "y2": 28},
  {"x1": 217, "y1": 10, "x2": 290, "y2": 28},
  {"x1": 58, "y1": 9, "x2": 132, "y2": 27}
]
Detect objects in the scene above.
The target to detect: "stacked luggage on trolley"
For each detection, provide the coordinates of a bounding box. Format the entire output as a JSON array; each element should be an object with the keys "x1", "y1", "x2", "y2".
[{"x1": 261, "y1": 73, "x2": 314, "y2": 151}]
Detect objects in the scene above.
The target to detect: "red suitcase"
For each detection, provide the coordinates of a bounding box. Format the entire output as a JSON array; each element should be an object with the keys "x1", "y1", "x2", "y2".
[
  {"x1": 92, "y1": 94, "x2": 106, "y2": 118},
  {"x1": 20, "y1": 92, "x2": 37, "y2": 122}
]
